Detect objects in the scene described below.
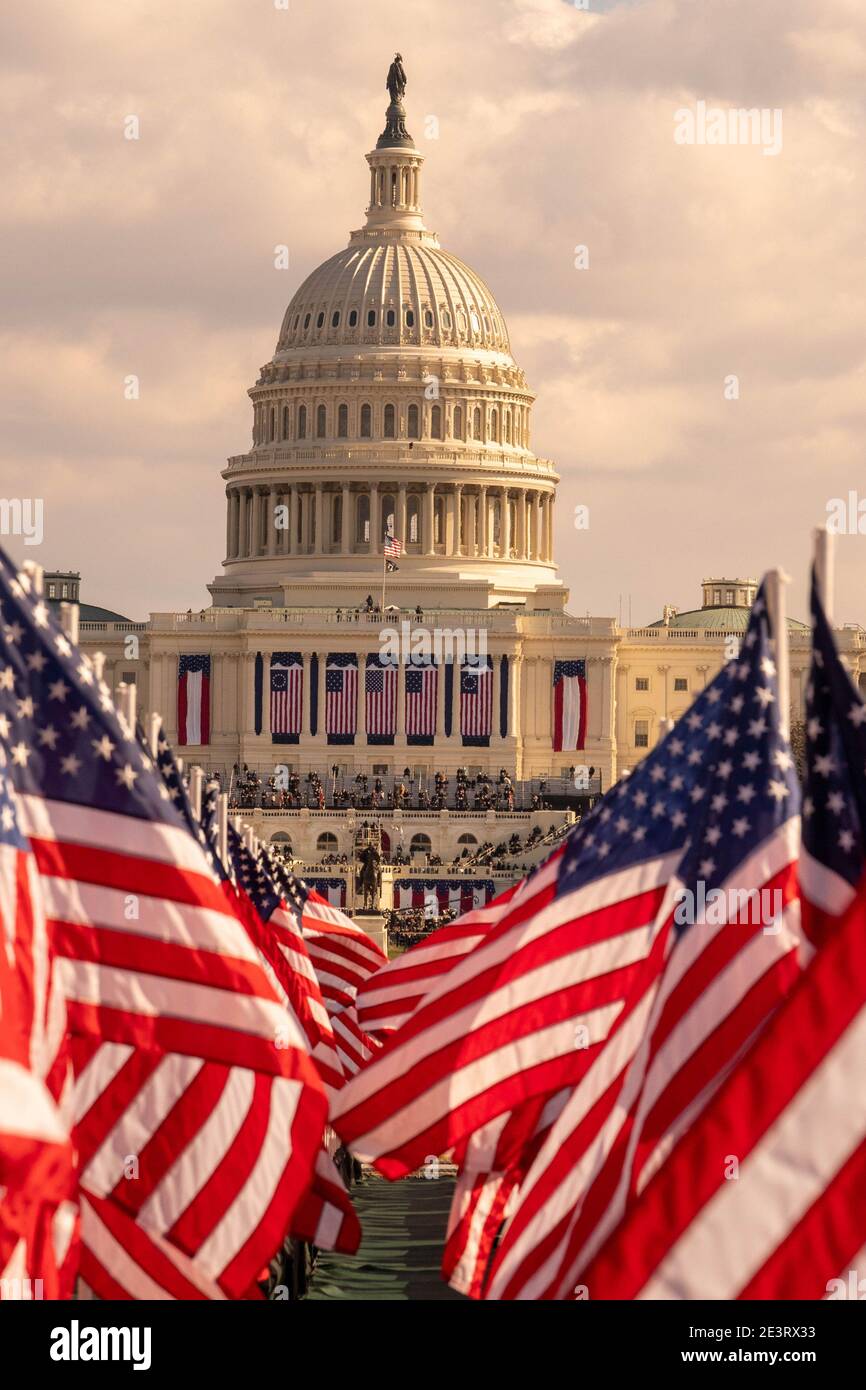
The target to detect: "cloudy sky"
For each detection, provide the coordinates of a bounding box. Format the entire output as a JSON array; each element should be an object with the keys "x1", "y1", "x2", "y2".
[{"x1": 2, "y1": 0, "x2": 864, "y2": 624}]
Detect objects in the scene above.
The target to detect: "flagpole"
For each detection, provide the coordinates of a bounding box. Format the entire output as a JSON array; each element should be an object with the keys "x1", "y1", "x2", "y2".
[
  {"x1": 765, "y1": 567, "x2": 791, "y2": 740},
  {"x1": 381, "y1": 543, "x2": 387, "y2": 614},
  {"x1": 813, "y1": 526, "x2": 835, "y2": 623}
]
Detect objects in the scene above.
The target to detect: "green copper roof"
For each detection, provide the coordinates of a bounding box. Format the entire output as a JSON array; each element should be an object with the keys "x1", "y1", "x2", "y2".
[{"x1": 650, "y1": 606, "x2": 808, "y2": 633}]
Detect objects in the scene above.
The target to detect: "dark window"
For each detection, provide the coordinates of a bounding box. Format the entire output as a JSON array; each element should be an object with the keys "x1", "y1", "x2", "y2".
[
  {"x1": 348, "y1": 309, "x2": 358, "y2": 327},
  {"x1": 405, "y1": 308, "x2": 415, "y2": 327},
  {"x1": 386, "y1": 309, "x2": 396, "y2": 327},
  {"x1": 298, "y1": 405, "x2": 307, "y2": 439},
  {"x1": 316, "y1": 404, "x2": 326, "y2": 437},
  {"x1": 303, "y1": 313, "x2": 311, "y2": 329},
  {"x1": 360, "y1": 403, "x2": 372, "y2": 438},
  {"x1": 424, "y1": 309, "x2": 434, "y2": 328},
  {"x1": 337, "y1": 404, "x2": 348, "y2": 438},
  {"x1": 674, "y1": 677, "x2": 688, "y2": 692},
  {"x1": 292, "y1": 315, "x2": 299, "y2": 330},
  {"x1": 431, "y1": 404, "x2": 442, "y2": 439},
  {"x1": 331, "y1": 311, "x2": 340, "y2": 327},
  {"x1": 383, "y1": 404, "x2": 396, "y2": 438},
  {"x1": 367, "y1": 309, "x2": 376, "y2": 327},
  {"x1": 408, "y1": 403, "x2": 420, "y2": 439},
  {"x1": 316, "y1": 311, "x2": 324, "y2": 328},
  {"x1": 635, "y1": 677, "x2": 649, "y2": 691}
]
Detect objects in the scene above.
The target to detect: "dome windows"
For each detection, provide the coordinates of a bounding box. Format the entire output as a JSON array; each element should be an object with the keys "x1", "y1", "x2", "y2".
[
  {"x1": 386, "y1": 309, "x2": 396, "y2": 327},
  {"x1": 424, "y1": 309, "x2": 434, "y2": 329},
  {"x1": 442, "y1": 310, "x2": 452, "y2": 330},
  {"x1": 331, "y1": 310, "x2": 340, "y2": 328},
  {"x1": 383, "y1": 403, "x2": 396, "y2": 439},
  {"x1": 407, "y1": 495, "x2": 420, "y2": 542},
  {"x1": 430, "y1": 403, "x2": 442, "y2": 440},
  {"x1": 360, "y1": 403, "x2": 372, "y2": 438},
  {"x1": 453, "y1": 405, "x2": 463, "y2": 440},
  {"x1": 470, "y1": 310, "x2": 481, "y2": 334},
  {"x1": 349, "y1": 309, "x2": 358, "y2": 327},
  {"x1": 407, "y1": 403, "x2": 420, "y2": 439},
  {"x1": 303, "y1": 313, "x2": 311, "y2": 330},
  {"x1": 298, "y1": 405, "x2": 307, "y2": 439},
  {"x1": 472, "y1": 406, "x2": 482, "y2": 440},
  {"x1": 316, "y1": 404, "x2": 327, "y2": 438},
  {"x1": 292, "y1": 315, "x2": 300, "y2": 331},
  {"x1": 316, "y1": 311, "x2": 325, "y2": 328},
  {"x1": 405, "y1": 308, "x2": 415, "y2": 328},
  {"x1": 367, "y1": 309, "x2": 376, "y2": 327},
  {"x1": 282, "y1": 405, "x2": 290, "y2": 439},
  {"x1": 337, "y1": 403, "x2": 348, "y2": 438}
]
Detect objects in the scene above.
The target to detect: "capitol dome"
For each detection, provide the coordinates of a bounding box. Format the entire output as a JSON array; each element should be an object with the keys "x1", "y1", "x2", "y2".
[{"x1": 211, "y1": 72, "x2": 562, "y2": 611}]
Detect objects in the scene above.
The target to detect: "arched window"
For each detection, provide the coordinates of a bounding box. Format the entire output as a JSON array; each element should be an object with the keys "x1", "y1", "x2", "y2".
[
  {"x1": 367, "y1": 308, "x2": 376, "y2": 327},
  {"x1": 270, "y1": 832, "x2": 292, "y2": 851},
  {"x1": 508, "y1": 497, "x2": 517, "y2": 554},
  {"x1": 348, "y1": 309, "x2": 358, "y2": 327},
  {"x1": 303, "y1": 313, "x2": 311, "y2": 330},
  {"x1": 424, "y1": 309, "x2": 434, "y2": 328},
  {"x1": 337, "y1": 403, "x2": 348, "y2": 438},
  {"x1": 269, "y1": 407, "x2": 275, "y2": 442},
  {"x1": 434, "y1": 495, "x2": 445, "y2": 545},
  {"x1": 331, "y1": 310, "x2": 340, "y2": 328},
  {"x1": 282, "y1": 405, "x2": 290, "y2": 439},
  {"x1": 386, "y1": 308, "x2": 396, "y2": 327},
  {"x1": 410, "y1": 833, "x2": 432, "y2": 856},
  {"x1": 316, "y1": 311, "x2": 324, "y2": 328},
  {"x1": 407, "y1": 403, "x2": 420, "y2": 439},
  {"x1": 473, "y1": 406, "x2": 482, "y2": 440},
  {"x1": 504, "y1": 410, "x2": 511, "y2": 444},
  {"x1": 453, "y1": 405, "x2": 463, "y2": 440},
  {"x1": 381, "y1": 493, "x2": 396, "y2": 539},
  {"x1": 360, "y1": 403, "x2": 372, "y2": 438},
  {"x1": 457, "y1": 833, "x2": 477, "y2": 846},
  {"x1": 442, "y1": 310, "x2": 452, "y2": 330},
  {"x1": 316, "y1": 404, "x2": 326, "y2": 438},
  {"x1": 430, "y1": 403, "x2": 442, "y2": 439},
  {"x1": 407, "y1": 495, "x2": 420, "y2": 543},
  {"x1": 492, "y1": 496, "x2": 502, "y2": 549},
  {"x1": 298, "y1": 405, "x2": 307, "y2": 440},
  {"x1": 405, "y1": 308, "x2": 415, "y2": 328},
  {"x1": 356, "y1": 493, "x2": 370, "y2": 544},
  {"x1": 383, "y1": 403, "x2": 396, "y2": 439},
  {"x1": 332, "y1": 494, "x2": 342, "y2": 544},
  {"x1": 490, "y1": 408, "x2": 498, "y2": 443},
  {"x1": 316, "y1": 832, "x2": 338, "y2": 854}
]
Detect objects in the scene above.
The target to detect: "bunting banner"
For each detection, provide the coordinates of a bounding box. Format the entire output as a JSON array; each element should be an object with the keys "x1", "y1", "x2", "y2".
[
  {"x1": 310, "y1": 653, "x2": 319, "y2": 736},
  {"x1": 271, "y1": 652, "x2": 303, "y2": 743},
  {"x1": 365, "y1": 655, "x2": 397, "y2": 744},
  {"x1": 406, "y1": 661, "x2": 438, "y2": 745},
  {"x1": 499, "y1": 655, "x2": 509, "y2": 739},
  {"x1": 394, "y1": 880, "x2": 494, "y2": 913},
  {"x1": 552, "y1": 658, "x2": 587, "y2": 751},
  {"x1": 254, "y1": 653, "x2": 263, "y2": 736},
  {"x1": 326, "y1": 653, "x2": 358, "y2": 744},
  {"x1": 307, "y1": 877, "x2": 347, "y2": 908},
  {"x1": 460, "y1": 657, "x2": 493, "y2": 747},
  {"x1": 177, "y1": 654, "x2": 210, "y2": 746}
]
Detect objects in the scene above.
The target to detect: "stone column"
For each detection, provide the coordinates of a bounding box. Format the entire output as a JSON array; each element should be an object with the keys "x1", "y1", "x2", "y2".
[
  {"x1": 502, "y1": 490, "x2": 512, "y2": 558},
  {"x1": 451, "y1": 483, "x2": 463, "y2": 555},
  {"x1": 317, "y1": 652, "x2": 327, "y2": 738},
  {"x1": 225, "y1": 491, "x2": 233, "y2": 559},
  {"x1": 369, "y1": 481, "x2": 379, "y2": 554},
  {"x1": 544, "y1": 493, "x2": 553, "y2": 561},
  {"x1": 341, "y1": 483, "x2": 351, "y2": 555},
  {"x1": 657, "y1": 664, "x2": 670, "y2": 720},
  {"x1": 396, "y1": 657, "x2": 406, "y2": 740},
  {"x1": 288, "y1": 486, "x2": 297, "y2": 555},
  {"x1": 237, "y1": 489, "x2": 248, "y2": 558},
  {"x1": 267, "y1": 487, "x2": 278, "y2": 556},
  {"x1": 423, "y1": 482, "x2": 435, "y2": 555},
  {"x1": 397, "y1": 482, "x2": 407, "y2": 543},
  {"x1": 301, "y1": 652, "x2": 311, "y2": 734},
  {"x1": 535, "y1": 494, "x2": 544, "y2": 561},
  {"x1": 436, "y1": 651, "x2": 447, "y2": 737},
  {"x1": 517, "y1": 490, "x2": 527, "y2": 558},
  {"x1": 479, "y1": 485, "x2": 488, "y2": 557},
  {"x1": 466, "y1": 493, "x2": 477, "y2": 558},
  {"x1": 315, "y1": 483, "x2": 324, "y2": 555},
  {"x1": 508, "y1": 653, "x2": 521, "y2": 738}
]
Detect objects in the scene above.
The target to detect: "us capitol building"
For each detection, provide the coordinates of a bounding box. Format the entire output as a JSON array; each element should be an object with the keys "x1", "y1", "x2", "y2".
[{"x1": 67, "y1": 63, "x2": 865, "y2": 899}]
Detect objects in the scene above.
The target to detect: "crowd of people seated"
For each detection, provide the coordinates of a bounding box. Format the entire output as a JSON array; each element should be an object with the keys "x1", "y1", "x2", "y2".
[
  {"x1": 222, "y1": 765, "x2": 534, "y2": 813},
  {"x1": 385, "y1": 905, "x2": 458, "y2": 949}
]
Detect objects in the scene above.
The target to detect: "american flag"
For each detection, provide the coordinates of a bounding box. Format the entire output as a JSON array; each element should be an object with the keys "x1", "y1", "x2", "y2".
[
  {"x1": 270, "y1": 653, "x2": 303, "y2": 740},
  {"x1": 177, "y1": 653, "x2": 210, "y2": 746},
  {"x1": 460, "y1": 661, "x2": 493, "y2": 741},
  {"x1": 552, "y1": 660, "x2": 587, "y2": 752},
  {"x1": 0, "y1": 550, "x2": 327, "y2": 1300},
  {"x1": 405, "y1": 663, "x2": 437, "y2": 739},
  {"x1": 0, "y1": 769, "x2": 75, "y2": 1300},
  {"x1": 543, "y1": 878, "x2": 866, "y2": 1300},
  {"x1": 383, "y1": 536, "x2": 404, "y2": 559},
  {"x1": 332, "y1": 583, "x2": 804, "y2": 1303},
  {"x1": 326, "y1": 656, "x2": 358, "y2": 741},
  {"x1": 365, "y1": 658, "x2": 397, "y2": 740},
  {"x1": 355, "y1": 882, "x2": 520, "y2": 1036},
  {"x1": 484, "y1": 590, "x2": 804, "y2": 1299},
  {"x1": 800, "y1": 568, "x2": 866, "y2": 943}
]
